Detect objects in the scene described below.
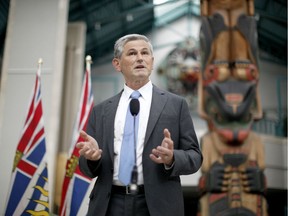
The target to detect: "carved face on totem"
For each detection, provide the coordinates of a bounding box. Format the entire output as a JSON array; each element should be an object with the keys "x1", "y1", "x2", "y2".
[
  {"x1": 200, "y1": 61, "x2": 261, "y2": 144},
  {"x1": 198, "y1": 10, "x2": 262, "y2": 145}
]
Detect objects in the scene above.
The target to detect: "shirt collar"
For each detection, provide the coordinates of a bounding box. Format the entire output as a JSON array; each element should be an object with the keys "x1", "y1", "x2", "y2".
[{"x1": 123, "y1": 80, "x2": 153, "y2": 101}]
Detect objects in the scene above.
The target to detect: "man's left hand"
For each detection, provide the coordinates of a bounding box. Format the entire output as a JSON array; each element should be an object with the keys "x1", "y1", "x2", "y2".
[{"x1": 150, "y1": 128, "x2": 174, "y2": 166}]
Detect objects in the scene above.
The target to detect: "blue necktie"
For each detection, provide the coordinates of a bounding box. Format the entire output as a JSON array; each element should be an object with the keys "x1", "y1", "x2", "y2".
[{"x1": 119, "y1": 91, "x2": 141, "y2": 185}]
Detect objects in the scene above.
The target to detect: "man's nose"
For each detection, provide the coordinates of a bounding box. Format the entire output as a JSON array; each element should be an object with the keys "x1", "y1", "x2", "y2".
[{"x1": 136, "y1": 53, "x2": 143, "y2": 61}]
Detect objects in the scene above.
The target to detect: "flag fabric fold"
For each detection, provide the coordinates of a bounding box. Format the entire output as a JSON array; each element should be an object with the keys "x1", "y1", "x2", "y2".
[
  {"x1": 5, "y1": 64, "x2": 49, "y2": 216},
  {"x1": 59, "y1": 64, "x2": 94, "y2": 216}
]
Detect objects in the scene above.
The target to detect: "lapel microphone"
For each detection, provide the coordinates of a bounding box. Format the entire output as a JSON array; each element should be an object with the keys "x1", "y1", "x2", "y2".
[
  {"x1": 129, "y1": 98, "x2": 139, "y2": 194},
  {"x1": 130, "y1": 99, "x2": 139, "y2": 115}
]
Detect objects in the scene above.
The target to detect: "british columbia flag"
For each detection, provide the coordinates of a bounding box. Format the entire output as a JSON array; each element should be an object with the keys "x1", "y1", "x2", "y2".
[
  {"x1": 5, "y1": 61, "x2": 49, "y2": 216},
  {"x1": 59, "y1": 56, "x2": 94, "y2": 216}
]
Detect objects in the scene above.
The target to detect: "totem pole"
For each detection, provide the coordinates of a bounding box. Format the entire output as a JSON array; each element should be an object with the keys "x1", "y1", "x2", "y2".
[{"x1": 198, "y1": 1, "x2": 268, "y2": 215}]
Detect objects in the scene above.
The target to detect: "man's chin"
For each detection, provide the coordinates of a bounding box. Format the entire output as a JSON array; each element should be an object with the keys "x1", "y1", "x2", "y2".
[{"x1": 134, "y1": 70, "x2": 151, "y2": 77}]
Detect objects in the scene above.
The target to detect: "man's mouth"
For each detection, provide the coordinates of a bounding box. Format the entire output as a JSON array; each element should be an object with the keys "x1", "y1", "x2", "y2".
[{"x1": 135, "y1": 65, "x2": 145, "y2": 69}]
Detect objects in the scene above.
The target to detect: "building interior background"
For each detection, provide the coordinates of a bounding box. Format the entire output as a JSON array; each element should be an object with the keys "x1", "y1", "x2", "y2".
[{"x1": 0, "y1": 0, "x2": 286, "y2": 215}]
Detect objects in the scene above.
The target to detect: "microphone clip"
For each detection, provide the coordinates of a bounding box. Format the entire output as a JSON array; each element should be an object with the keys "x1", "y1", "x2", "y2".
[{"x1": 129, "y1": 165, "x2": 138, "y2": 195}]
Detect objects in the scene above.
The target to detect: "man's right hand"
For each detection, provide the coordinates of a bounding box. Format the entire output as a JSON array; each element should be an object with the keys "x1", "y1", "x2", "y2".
[{"x1": 76, "y1": 130, "x2": 102, "y2": 161}]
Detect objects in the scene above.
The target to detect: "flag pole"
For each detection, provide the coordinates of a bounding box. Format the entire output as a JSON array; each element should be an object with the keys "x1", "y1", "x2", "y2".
[
  {"x1": 38, "y1": 58, "x2": 43, "y2": 76},
  {"x1": 85, "y1": 55, "x2": 92, "y2": 71}
]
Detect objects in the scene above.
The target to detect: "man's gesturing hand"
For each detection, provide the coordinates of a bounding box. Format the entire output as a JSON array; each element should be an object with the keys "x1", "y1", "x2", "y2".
[
  {"x1": 150, "y1": 128, "x2": 174, "y2": 166},
  {"x1": 76, "y1": 130, "x2": 102, "y2": 161}
]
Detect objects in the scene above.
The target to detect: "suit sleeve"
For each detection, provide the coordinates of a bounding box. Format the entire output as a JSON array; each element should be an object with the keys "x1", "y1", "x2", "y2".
[
  {"x1": 78, "y1": 106, "x2": 102, "y2": 178},
  {"x1": 170, "y1": 98, "x2": 203, "y2": 176}
]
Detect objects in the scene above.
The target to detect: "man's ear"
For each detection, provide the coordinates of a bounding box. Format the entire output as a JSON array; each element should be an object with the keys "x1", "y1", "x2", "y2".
[{"x1": 112, "y1": 58, "x2": 121, "y2": 72}]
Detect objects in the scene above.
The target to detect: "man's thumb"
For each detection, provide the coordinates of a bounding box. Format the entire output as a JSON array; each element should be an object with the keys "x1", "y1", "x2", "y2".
[
  {"x1": 164, "y1": 128, "x2": 171, "y2": 139},
  {"x1": 80, "y1": 130, "x2": 88, "y2": 140}
]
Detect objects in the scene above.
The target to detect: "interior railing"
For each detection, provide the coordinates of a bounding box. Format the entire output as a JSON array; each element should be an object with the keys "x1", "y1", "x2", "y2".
[{"x1": 253, "y1": 108, "x2": 287, "y2": 137}]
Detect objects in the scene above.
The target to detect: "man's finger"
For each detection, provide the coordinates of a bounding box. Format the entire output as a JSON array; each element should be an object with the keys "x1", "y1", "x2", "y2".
[
  {"x1": 76, "y1": 142, "x2": 84, "y2": 149},
  {"x1": 149, "y1": 154, "x2": 162, "y2": 164}
]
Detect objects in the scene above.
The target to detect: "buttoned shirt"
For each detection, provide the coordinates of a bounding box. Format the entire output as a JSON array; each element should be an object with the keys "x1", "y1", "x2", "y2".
[{"x1": 113, "y1": 80, "x2": 153, "y2": 185}]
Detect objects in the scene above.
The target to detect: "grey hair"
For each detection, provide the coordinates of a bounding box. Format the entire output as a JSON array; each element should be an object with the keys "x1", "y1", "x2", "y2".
[{"x1": 113, "y1": 34, "x2": 154, "y2": 58}]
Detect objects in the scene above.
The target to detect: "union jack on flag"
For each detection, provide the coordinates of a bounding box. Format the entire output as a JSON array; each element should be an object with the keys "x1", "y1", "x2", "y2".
[
  {"x1": 59, "y1": 56, "x2": 94, "y2": 216},
  {"x1": 5, "y1": 60, "x2": 49, "y2": 216}
]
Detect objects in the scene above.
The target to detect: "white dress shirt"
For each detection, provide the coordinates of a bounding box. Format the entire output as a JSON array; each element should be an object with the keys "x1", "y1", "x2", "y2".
[{"x1": 113, "y1": 81, "x2": 152, "y2": 185}]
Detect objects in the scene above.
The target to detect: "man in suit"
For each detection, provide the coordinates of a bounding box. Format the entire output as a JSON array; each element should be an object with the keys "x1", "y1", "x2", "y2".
[{"x1": 76, "y1": 34, "x2": 202, "y2": 216}]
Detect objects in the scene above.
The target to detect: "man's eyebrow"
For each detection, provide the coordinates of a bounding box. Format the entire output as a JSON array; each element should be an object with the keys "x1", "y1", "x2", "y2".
[{"x1": 127, "y1": 48, "x2": 137, "y2": 52}]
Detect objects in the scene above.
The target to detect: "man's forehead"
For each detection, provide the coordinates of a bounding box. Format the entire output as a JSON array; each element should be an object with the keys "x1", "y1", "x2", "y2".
[{"x1": 124, "y1": 40, "x2": 150, "y2": 50}]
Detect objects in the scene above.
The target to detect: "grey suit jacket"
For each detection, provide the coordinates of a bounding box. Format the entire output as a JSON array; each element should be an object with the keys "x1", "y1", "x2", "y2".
[{"x1": 79, "y1": 85, "x2": 202, "y2": 216}]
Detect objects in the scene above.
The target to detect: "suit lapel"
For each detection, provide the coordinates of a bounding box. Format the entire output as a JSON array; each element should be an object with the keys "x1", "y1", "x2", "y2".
[
  {"x1": 104, "y1": 92, "x2": 122, "y2": 161},
  {"x1": 144, "y1": 86, "x2": 167, "y2": 145}
]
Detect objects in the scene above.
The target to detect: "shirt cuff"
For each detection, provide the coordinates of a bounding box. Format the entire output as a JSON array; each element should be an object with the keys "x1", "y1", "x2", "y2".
[{"x1": 164, "y1": 161, "x2": 175, "y2": 170}]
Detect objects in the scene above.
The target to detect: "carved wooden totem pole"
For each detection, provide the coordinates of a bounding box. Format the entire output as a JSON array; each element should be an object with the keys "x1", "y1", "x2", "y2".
[{"x1": 198, "y1": 1, "x2": 268, "y2": 215}]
